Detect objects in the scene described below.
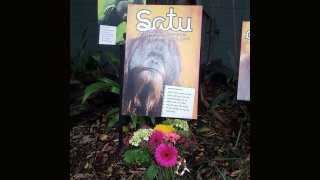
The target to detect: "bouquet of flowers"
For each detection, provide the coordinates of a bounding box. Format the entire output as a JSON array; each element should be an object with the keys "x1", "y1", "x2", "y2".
[{"x1": 124, "y1": 119, "x2": 195, "y2": 180}]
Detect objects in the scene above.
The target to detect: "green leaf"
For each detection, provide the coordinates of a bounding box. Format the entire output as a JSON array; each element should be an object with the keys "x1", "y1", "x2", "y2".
[
  {"x1": 98, "y1": 78, "x2": 119, "y2": 88},
  {"x1": 82, "y1": 82, "x2": 109, "y2": 103},
  {"x1": 212, "y1": 163, "x2": 227, "y2": 180},
  {"x1": 197, "y1": 127, "x2": 211, "y2": 133},
  {"x1": 137, "y1": 116, "x2": 145, "y2": 126},
  {"x1": 131, "y1": 116, "x2": 138, "y2": 129},
  {"x1": 225, "y1": 68, "x2": 234, "y2": 84},
  {"x1": 238, "y1": 162, "x2": 250, "y2": 179},
  {"x1": 124, "y1": 149, "x2": 141, "y2": 163},
  {"x1": 146, "y1": 165, "x2": 158, "y2": 180},
  {"x1": 91, "y1": 53, "x2": 101, "y2": 64},
  {"x1": 103, "y1": 51, "x2": 120, "y2": 77},
  {"x1": 176, "y1": 130, "x2": 191, "y2": 137},
  {"x1": 105, "y1": 51, "x2": 120, "y2": 66},
  {"x1": 124, "y1": 149, "x2": 137, "y2": 164},
  {"x1": 80, "y1": 26, "x2": 88, "y2": 52},
  {"x1": 204, "y1": 71, "x2": 216, "y2": 82},
  {"x1": 105, "y1": 108, "x2": 119, "y2": 118},
  {"x1": 110, "y1": 86, "x2": 120, "y2": 95},
  {"x1": 150, "y1": 117, "x2": 156, "y2": 125},
  {"x1": 124, "y1": 148, "x2": 151, "y2": 167},
  {"x1": 84, "y1": 162, "x2": 92, "y2": 169},
  {"x1": 105, "y1": 112, "x2": 119, "y2": 134},
  {"x1": 207, "y1": 91, "x2": 235, "y2": 111}
]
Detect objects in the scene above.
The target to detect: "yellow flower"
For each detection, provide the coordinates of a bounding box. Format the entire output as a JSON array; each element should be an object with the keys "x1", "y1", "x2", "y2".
[{"x1": 154, "y1": 124, "x2": 175, "y2": 133}]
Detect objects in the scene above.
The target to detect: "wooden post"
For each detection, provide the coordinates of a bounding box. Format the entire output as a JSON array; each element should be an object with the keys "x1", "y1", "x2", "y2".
[{"x1": 118, "y1": 43, "x2": 125, "y2": 150}]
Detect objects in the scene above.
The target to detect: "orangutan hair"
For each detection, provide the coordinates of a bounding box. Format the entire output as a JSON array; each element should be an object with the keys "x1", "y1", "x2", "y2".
[{"x1": 122, "y1": 29, "x2": 181, "y2": 116}]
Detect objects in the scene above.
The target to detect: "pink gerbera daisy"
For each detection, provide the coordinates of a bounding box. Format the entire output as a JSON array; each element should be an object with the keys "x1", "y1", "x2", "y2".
[
  {"x1": 163, "y1": 132, "x2": 181, "y2": 144},
  {"x1": 155, "y1": 143, "x2": 178, "y2": 167},
  {"x1": 149, "y1": 130, "x2": 163, "y2": 151}
]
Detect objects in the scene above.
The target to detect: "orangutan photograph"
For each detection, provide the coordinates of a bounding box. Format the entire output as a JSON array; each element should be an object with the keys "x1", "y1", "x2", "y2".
[{"x1": 121, "y1": 29, "x2": 181, "y2": 117}]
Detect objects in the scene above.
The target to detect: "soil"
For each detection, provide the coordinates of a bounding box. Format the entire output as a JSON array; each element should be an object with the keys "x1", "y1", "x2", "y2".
[{"x1": 70, "y1": 82, "x2": 250, "y2": 180}]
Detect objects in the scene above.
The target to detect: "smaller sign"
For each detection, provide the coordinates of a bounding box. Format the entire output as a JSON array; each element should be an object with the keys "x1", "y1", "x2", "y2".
[
  {"x1": 237, "y1": 21, "x2": 250, "y2": 101},
  {"x1": 161, "y1": 85, "x2": 195, "y2": 119},
  {"x1": 97, "y1": 0, "x2": 147, "y2": 45},
  {"x1": 98, "y1": 25, "x2": 116, "y2": 45}
]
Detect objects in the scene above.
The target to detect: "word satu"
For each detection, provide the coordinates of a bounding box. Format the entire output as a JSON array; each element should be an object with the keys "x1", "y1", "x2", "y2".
[
  {"x1": 245, "y1": 30, "x2": 250, "y2": 40},
  {"x1": 136, "y1": 8, "x2": 192, "y2": 32}
]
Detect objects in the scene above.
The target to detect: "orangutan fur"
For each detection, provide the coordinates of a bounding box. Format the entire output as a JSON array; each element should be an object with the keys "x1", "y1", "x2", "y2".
[{"x1": 122, "y1": 29, "x2": 181, "y2": 116}]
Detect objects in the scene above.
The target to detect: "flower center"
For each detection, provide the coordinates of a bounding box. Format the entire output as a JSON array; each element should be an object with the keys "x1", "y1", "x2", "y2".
[{"x1": 165, "y1": 153, "x2": 169, "y2": 157}]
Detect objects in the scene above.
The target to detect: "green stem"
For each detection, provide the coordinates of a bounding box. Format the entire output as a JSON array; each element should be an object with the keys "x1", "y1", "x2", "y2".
[
  {"x1": 166, "y1": 167, "x2": 169, "y2": 180},
  {"x1": 171, "y1": 166, "x2": 175, "y2": 180},
  {"x1": 160, "y1": 166, "x2": 167, "y2": 180},
  {"x1": 159, "y1": 166, "x2": 164, "y2": 180},
  {"x1": 166, "y1": 167, "x2": 170, "y2": 180},
  {"x1": 168, "y1": 167, "x2": 172, "y2": 180}
]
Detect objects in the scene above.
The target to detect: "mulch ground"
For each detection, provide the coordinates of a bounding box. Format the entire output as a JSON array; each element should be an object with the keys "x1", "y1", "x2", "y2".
[{"x1": 70, "y1": 83, "x2": 250, "y2": 180}]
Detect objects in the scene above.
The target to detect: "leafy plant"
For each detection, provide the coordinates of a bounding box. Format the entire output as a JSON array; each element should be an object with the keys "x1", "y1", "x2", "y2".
[
  {"x1": 81, "y1": 50, "x2": 153, "y2": 134},
  {"x1": 124, "y1": 148, "x2": 153, "y2": 167},
  {"x1": 207, "y1": 91, "x2": 235, "y2": 111},
  {"x1": 204, "y1": 55, "x2": 239, "y2": 111},
  {"x1": 71, "y1": 27, "x2": 112, "y2": 81},
  {"x1": 203, "y1": 58, "x2": 236, "y2": 85},
  {"x1": 82, "y1": 77, "x2": 119, "y2": 104},
  {"x1": 130, "y1": 116, "x2": 147, "y2": 129},
  {"x1": 212, "y1": 162, "x2": 227, "y2": 180},
  {"x1": 238, "y1": 162, "x2": 250, "y2": 180},
  {"x1": 145, "y1": 164, "x2": 158, "y2": 180},
  {"x1": 104, "y1": 109, "x2": 120, "y2": 134},
  {"x1": 71, "y1": 27, "x2": 89, "y2": 78},
  {"x1": 103, "y1": 51, "x2": 120, "y2": 78},
  {"x1": 80, "y1": 49, "x2": 121, "y2": 134},
  {"x1": 196, "y1": 127, "x2": 211, "y2": 133},
  {"x1": 82, "y1": 75, "x2": 120, "y2": 134}
]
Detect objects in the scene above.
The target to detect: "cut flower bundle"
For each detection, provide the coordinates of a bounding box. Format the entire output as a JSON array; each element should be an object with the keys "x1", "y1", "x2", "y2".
[{"x1": 124, "y1": 119, "x2": 195, "y2": 180}]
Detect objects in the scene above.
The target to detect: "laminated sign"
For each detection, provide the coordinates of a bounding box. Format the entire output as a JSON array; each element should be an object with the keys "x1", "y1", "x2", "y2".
[
  {"x1": 237, "y1": 21, "x2": 250, "y2": 101},
  {"x1": 121, "y1": 5, "x2": 203, "y2": 119},
  {"x1": 97, "y1": 0, "x2": 146, "y2": 45}
]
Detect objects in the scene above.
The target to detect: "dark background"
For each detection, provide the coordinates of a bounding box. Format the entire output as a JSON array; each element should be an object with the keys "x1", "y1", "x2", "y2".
[{"x1": 70, "y1": 0, "x2": 250, "y2": 70}]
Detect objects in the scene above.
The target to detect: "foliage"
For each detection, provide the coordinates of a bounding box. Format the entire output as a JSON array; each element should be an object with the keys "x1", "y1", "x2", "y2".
[
  {"x1": 145, "y1": 165, "x2": 158, "y2": 180},
  {"x1": 81, "y1": 50, "x2": 153, "y2": 134},
  {"x1": 203, "y1": 58, "x2": 236, "y2": 85},
  {"x1": 238, "y1": 162, "x2": 250, "y2": 179},
  {"x1": 130, "y1": 116, "x2": 147, "y2": 129},
  {"x1": 104, "y1": 51, "x2": 120, "y2": 77},
  {"x1": 70, "y1": 27, "x2": 89, "y2": 78},
  {"x1": 196, "y1": 127, "x2": 211, "y2": 133},
  {"x1": 203, "y1": 57, "x2": 238, "y2": 111},
  {"x1": 105, "y1": 111, "x2": 119, "y2": 134},
  {"x1": 71, "y1": 28, "x2": 118, "y2": 80},
  {"x1": 79, "y1": 49, "x2": 121, "y2": 134},
  {"x1": 207, "y1": 91, "x2": 235, "y2": 111},
  {"x1": 82, "y1": 77, "x2": 119, "y2": 104},
  {"x1": 124, "y1": 148, "x2": 153, "y2": 167},
  {"x1": 70, "y1": 25, "x2": 121, "y2": 79}
]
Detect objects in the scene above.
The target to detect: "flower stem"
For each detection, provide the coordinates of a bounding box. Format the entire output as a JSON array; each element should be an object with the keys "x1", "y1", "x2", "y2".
[
  {"x1": 171, "y1": 166, "x2": 175, "y2": 180},
  {"x1": 165, "y1": 167, "x2": 169, "y2": 180},
  {"x1": 159, "y1": 166, "x2": 164, "y2": 180}
]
